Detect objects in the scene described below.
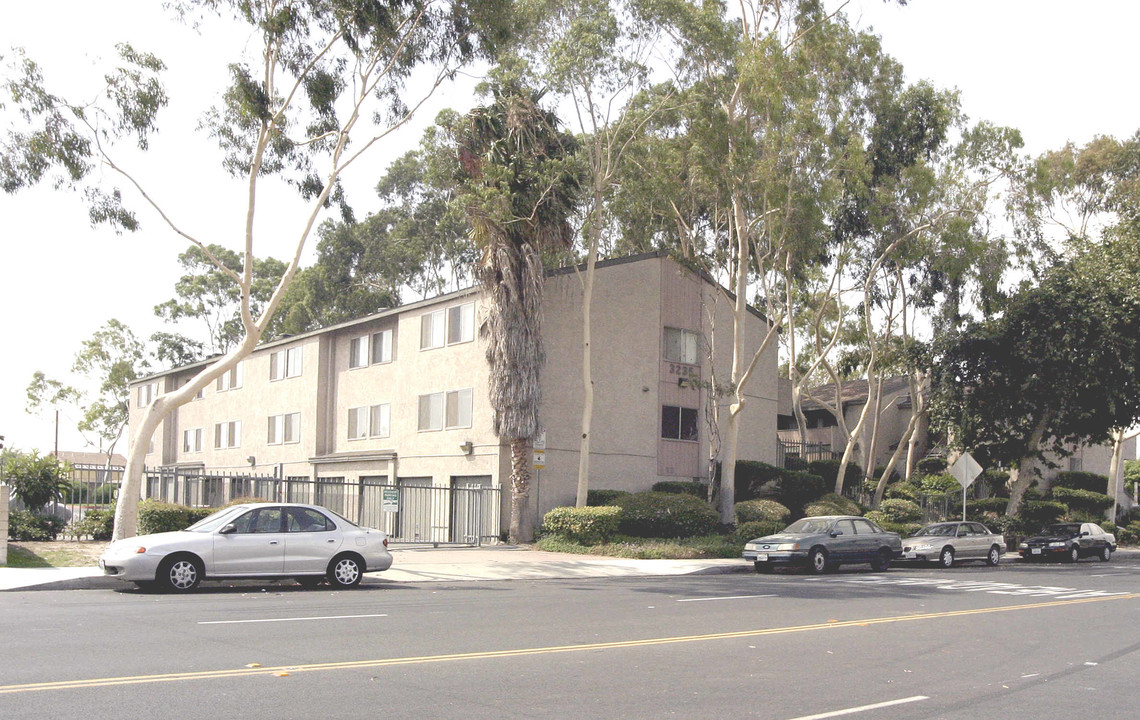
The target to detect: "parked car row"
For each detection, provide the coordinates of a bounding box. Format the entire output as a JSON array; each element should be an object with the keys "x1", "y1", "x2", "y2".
[{"x1": 742, "y1": 516, "x2": 1118, "y2": 574}]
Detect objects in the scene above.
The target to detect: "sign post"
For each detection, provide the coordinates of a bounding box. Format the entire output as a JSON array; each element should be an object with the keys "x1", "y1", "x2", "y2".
[{"x1": 949, "y1": 453, "x2": 983, "y2": 521}]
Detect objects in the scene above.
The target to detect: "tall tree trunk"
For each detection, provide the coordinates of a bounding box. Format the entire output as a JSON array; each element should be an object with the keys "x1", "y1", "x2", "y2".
[
  {"x1": 1005, "y1": 412, "x2": 1053, "y2": 516},
  {"x1": 509, "y1": 437, "x2": 534, "y2": 543},
  {"x1": 873, "y1": 411, "x2": 918, "y2": 509},
  {"x1": 575, "y1": 184, "x2": 602, "y2": 507}
]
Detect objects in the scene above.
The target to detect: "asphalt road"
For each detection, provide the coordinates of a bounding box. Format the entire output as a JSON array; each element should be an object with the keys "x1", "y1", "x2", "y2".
[{"x1": 2, "y1": 556, "x2": 1138, "y2": 720}]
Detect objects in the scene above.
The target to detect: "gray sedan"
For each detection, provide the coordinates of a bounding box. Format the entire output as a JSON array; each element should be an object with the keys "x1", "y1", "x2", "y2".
[
  {"x1": 99, "y1": 502, "x2": 393, "y2": 592},
  {"x1": 743, "y1": 515, "x2": 902, "y2": 574},
  {"x1": 901, "y1": 521, "x2": 1004, "y2": 567}
]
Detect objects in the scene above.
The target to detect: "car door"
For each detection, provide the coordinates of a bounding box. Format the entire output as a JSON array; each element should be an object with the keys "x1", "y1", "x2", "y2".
[
  {"x1": 830, "y1": 519, "x2": 859, "y2": 562},
  {"x1": 283, "y1": 507, "x2": 344, "y2": 574},
  {"x1": 212, "y1": 507, "x2": 286, "y2": 576},
  {"x1": 852, "y1": 519, "x2": 881, "y2": 562},
  {"x1": 956, "y1": 523, "x2": 980, "y2": 560}
]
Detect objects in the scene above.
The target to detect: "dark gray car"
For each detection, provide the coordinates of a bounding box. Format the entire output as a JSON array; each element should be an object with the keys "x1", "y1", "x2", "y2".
[{"x1": 742, "y1": 515, "x2": 902, "y2": 574}]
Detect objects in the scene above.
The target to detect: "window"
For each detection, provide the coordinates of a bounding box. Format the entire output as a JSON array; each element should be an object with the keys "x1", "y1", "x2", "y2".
[
  {"x1": 137, "y1": 381, "x2": 159, "y2": 408},
  {"x1": 270, "y1": 347, "x2": 302, "y2": 380},
  {"x1": 182, "y1": 428, "x2": 203, "y2": 454},
  {"x1": 661, "y1": 405, "x2": 698, "y2": 441},
  {"x1": 447, "y1": 303, "x2": 475, "y2": 345},
  {"x1": 446, "y1": 388, "x2": 473, "y2": 428},
  {"x1": 348, "y1": 404, "x2": 390, "y2": 439},
  {"x1": 214, "y1": 420, "x2": 241, "y2": 449},
  {"x1": 349, "y1": 336, "x2": 369, "y2": 369},
  {"x1": 287, "y1": 507, "x2": 334, "y2": 532},
  {"x1": 371, "y1": 329, "x2": 393, "y2": 364},
  {"x1": 216, "y1": 364, "x2": 243, "y2": 391},
  {"x1": 419, "y1": 389, "x2": 472, "y2": 431},
  {"x1": 853, "y1": 519, "x2": 880, "y2": 534},
  {"x1": 421, "y1": 310, "x2": 445, "y2": 350},
  {"x1": 664, "y1": 327, "x2": 700, "y2": 365},
  {"x1": 268, "y1": 413, "x2": 300, "y2": 444}
]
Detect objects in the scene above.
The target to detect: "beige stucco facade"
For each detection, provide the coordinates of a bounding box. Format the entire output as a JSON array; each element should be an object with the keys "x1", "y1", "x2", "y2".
[{"x1": 128, "y1": 252, "x2": 778, "y2": 534}]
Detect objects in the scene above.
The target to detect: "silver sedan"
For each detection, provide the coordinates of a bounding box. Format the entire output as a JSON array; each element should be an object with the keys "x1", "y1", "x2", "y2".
[
  {"x1": 99, "y1": 502, "x2": 393, "y2": 591},
  {"x1": 901, "y1": 521, "x2": 1003, "y2": 568}
]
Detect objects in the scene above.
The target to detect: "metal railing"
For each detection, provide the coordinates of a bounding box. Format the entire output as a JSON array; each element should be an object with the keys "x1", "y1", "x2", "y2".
[
  {"x1": 778, "y1": 440, "x2": 838, "y2": 469},
  {"x1": 143, "y1": 468, "x2": 502, "y2": 546}
]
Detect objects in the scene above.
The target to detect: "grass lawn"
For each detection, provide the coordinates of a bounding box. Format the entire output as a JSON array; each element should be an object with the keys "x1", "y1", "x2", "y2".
[
  {"x1": 535, "y1": 534, "x2": 743, "y2": 559},
  {"x1": 4, "y1": 542, "x2": 104, "y2": 568}
]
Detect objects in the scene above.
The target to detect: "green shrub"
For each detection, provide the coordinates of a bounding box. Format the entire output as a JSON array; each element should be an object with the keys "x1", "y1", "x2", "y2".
[
  {"x1": 817, "y1": 492, "x2": 861, "y2": 515},
  {"x1": 967, "y1": 497, "x2": 1008, "y2": 520},
  {"x1": 651, "y1": 481, "x2": 707, "y2": 498},
  {"x1": 3, "y1": 451, "x2": 71, "y2": 509},
  {"x1": 874, "y1": 465, "x2": 902, "y2": 485},
  {"x1": 137, "y1": 500, "x2": 216, "y2": 535},
  {"x1": 806, "y1": 460, "x2": 862, "y2": 494},
  {"x1": 542, "y1": 506, "x2": 621, "y2": 545},
  {"x1": 875, "y1": 519, "x2": 923, "y2": 537},
  {"x1": 734, "y1": 499, "x2": 791, "y2": 524},
  {"x1": 916, "y1": 473, "x2": 959, "y2": 495},
  {"x1": 1020, "y1": 500, "x2": 1067, "y2": 529},
  {"x1": 587, "y1": 489, "x2": 632, "y2": 507},
  {"x1": 1052, "y1": 471, "x2": 1109, "y2": 494},
  {"x1": 7, "y1": 510, "x2": 66, "y2": 541},
  {"x1": 916, "y1": 457, "x2": 948, "y2": 475},
  {"x1": 734, "y1": 461, "x2": 786, "y2": 501},
  {"x1": 878, "y1": 498, "x2": 922, "y2": 523},
  {"x1": 884, "y1": 483, "x2": 920, "y2": 501},
  {"x1": 225, "y1": 496, "x2": 275, "y2": 507},
  {"x1": 616, "y1": 492, "x2": 719, "y2": 539},
  {"x1": 734, "y1": 520, "x2": 785, "y2": 544},
  {"x1": 1052, "y1": 486, "x2": 1113, "y2": 517},
  {"x1": 65, "y1": 508, "x2": 115, "y2": 540},
  {"x1": 979, "y1": 470, "x2": 1009, "y2": 497}
]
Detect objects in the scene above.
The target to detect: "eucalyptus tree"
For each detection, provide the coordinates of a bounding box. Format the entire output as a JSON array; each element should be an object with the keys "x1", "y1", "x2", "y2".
[
  {"x1": 510, "y1": 0, "x2": 667, "y2": 506},
  {"x1": 2, "y1": 0, "x2": 510, "y2": 539},
  {"x1": 455, "y1": 78, "x2": 583, "y2": 542}
]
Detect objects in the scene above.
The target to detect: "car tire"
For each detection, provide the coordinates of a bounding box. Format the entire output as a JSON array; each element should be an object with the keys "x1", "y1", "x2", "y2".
[
  {"x1": 328, "y1": 554, "x2": 364, "y2": 588},
  {"x1": 870, "y1": 548, "x2": 892, "y2": 572},
  {"x1": 754, "y1": 561, "x2": 773, "y2": 574},
  {"x1": 1067, "y1": 545, "x2": 1080, "y2": 563},
  {"x1": 808, "y1": 547, "x2": 829, "y2": 575},
  {"x1": 986, "y1": 545, "x2": 1001, "y2": 566},
  {"x1": 938, "y1": 547, "x2": 955, "y2": 569},
  {"x1": 157, "y1": 554, "x2": 202, "y2": 592},
  {"x1": 296, "y1": 576, "x2": 324, "y2": 589},
  {"x1": 1100, "y1": 546, "x2": 1112, "y2": 562}
]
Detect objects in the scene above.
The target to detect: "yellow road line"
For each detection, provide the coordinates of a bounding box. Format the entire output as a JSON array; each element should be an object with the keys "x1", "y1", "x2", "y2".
[{"x1": 3, "y1": 592, "x2": 1137, "y2": 695}]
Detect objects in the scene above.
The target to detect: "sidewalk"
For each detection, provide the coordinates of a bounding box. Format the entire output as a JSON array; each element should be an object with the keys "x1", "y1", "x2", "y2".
[{"x1": 0, "y1": 545, "x2": 749, "y2": 591}]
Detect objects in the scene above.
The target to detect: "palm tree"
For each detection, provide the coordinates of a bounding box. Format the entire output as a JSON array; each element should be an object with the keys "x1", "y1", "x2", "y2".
[{"x1": 457, "y1": 79, "x2": 581, "y2": 542}]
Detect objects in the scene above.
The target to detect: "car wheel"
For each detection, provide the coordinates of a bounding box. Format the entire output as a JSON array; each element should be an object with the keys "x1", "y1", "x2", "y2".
[
  {"x1": 754, "y1": 561, "x2": 773, "y2": 574},
  {"x1": 1068, "y1": 545, "x2": 1080, "y2": 563},
  {"x1": 808, "y1": 547, "x2": 829, "y2": 575},
  {"x1": 1100, "y1": 546, "x2": 1112, "y2": 562},
  {"x1": 296, "y1": 576, "x2": 323, "y2": 589},
  {"x1": 986, "y1": 545, "x2": 1001, "y2": 566},
  {"x1": 158, "y1": 554, "x2": 202, "y2": 592},
  {"x1": 870, "y1": 548, "x2": 892, "y2": 572},
  {"x1": 328, "y1": 554, "x2": 364, "y2": 588},
  {"x1": 938, "y1": 547, "x2": 955, "y2": 569}
]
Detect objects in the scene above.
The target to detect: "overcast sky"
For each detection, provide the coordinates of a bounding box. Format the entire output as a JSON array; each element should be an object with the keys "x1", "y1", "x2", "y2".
[{"x1": 1, "y1": 1, "x2": 1138, "y2": 456}]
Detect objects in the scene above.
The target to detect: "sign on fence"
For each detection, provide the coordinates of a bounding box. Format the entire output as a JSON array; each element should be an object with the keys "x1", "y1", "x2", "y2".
[{"x1": 381, "y1": 488, "x2": 399, "y2": 513}]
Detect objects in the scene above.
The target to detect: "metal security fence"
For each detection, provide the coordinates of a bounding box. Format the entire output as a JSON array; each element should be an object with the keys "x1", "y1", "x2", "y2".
[
  {"x1": 143, "y1": 468, "x2": 501, "y2": 546},
  {"x1": 778, "y1": 440, "x2": 838, "y2": 469}
]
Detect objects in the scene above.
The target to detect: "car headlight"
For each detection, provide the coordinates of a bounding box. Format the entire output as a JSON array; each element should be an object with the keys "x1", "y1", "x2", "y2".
[
  {"x1": 1047, "y1": 541, "x2": 1066, "y2": 548},
  {"x1": 775, "y1": 543, "x2": 798, "y2": 551},
  {"x1": 1018, "y1": 543, "x2": 1028, "y2": 549},
  {"x1": 913, "y1": 543, "x2": 933, "y2": 551},
  {"x1": 744, "y1": 542, "x2": 759, "y2": 551}
]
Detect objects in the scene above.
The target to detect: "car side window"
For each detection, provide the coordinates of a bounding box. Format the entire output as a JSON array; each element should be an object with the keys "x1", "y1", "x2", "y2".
[
  {"x1": 287, "y1": 508, "x2": 333, "y2": 532},
  {"x1": 853, "y1": 519, "x2": 878, "y2": 534},
  {"x1": 1089, "y1": 524, "x2": 1103, "y2": 535},
  {"x1": 251, "y1": 508, "x2": 283, "y2": 533},
  {"x1": 835, "y1": 519, "x2": 856, "y2": 535},
  {"x1": 230, "y1": 510, "x2": 258, "y2": 534}
]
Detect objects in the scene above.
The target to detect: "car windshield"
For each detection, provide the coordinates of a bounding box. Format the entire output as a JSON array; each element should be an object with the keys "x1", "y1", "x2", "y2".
[
  {"x1": 186, "y1": 505, "x2": 253, "y2": 533},
  {"x1": 914, "y1": 524, "x2": 956, "y2": 537},
  {"x1": 783, "y1": 518, "x2": 833, "y2": 535},
  {"x1": 1043, "y1": 523, "x2": 1081, "y2": 536}
]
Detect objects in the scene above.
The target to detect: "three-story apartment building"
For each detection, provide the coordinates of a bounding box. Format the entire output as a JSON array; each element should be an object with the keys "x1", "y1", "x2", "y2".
[{"x1": 128, "y1": 252, "x2": 779, "y2": 538}]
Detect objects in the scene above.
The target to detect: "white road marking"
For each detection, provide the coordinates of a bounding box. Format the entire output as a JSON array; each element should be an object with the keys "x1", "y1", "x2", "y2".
[
  {"x1": 806, "y1": 575, "x2": 1128, "y2": 599},
  {"x1": 676, "y1": 594, "x2": 776, "y2": 603},
  {"x1": 785, "y1": 695, "x2": 929, "y2": 720},
  {"x1": 198, "y1": 614, "x2": 388, "y2": 625}
]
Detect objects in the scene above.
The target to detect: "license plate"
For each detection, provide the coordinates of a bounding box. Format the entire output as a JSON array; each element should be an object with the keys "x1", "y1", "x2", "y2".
[
  {"x1": 754, "y1": 553, "x2": 768, "y2": 562},
  {"x1": 904, "y1": 552, "x2": 917, "y2": 559},
  {"x1": 1031, "y1": 548, "x2": 1041, "y2": 555}
]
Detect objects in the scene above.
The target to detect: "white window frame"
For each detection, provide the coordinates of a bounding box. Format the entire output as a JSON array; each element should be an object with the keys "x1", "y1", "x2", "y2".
[
  {"x1": 664, "y1": 327, "x2": 700, "y2": 365},
  {"x1": 371, "y1": 328, "x2": 393, "y2": 364},
  {"x1": 369, "y1": 403, "x2": 391, "y2": 438},
  {"x1": 214, "y1": 420, "x2": 241, "y2": 449},
  {"x1": 268, "y1": 412, "x2": 300, "y2": 445},
  {"x1": 347, "y1": 406, "x2": 369, "y2": 440},
  {"x1": 137, "y1": 381, "x2": 159, "y2": 408},
  {"x1": 661, "y1": 405, "x2": 699, "y2": 442},
  {"x1": 349, "y1": 336, "x2": 369, "y2": 369},
  {"x1": 447, "y1": 303, "x2": 475, "y2": 345},
  {"x1": 216, "y1": 364, "x2": 243, "y2": 392},
  {"x1": 270, "y1": 347, "x2": 303, "y2": 381},
  {"x1": 419, "y1": 388, "x2": 472, "y2": 431},
  {"x1": 182, "y1": 428, "x2": 203, "y2": 454},
  {"x1": 418, "y1": 392, "x2": 444, "y2": 431},
  {"x1": 420, "y1": 310, "x2": 446, "y2": 350}
]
